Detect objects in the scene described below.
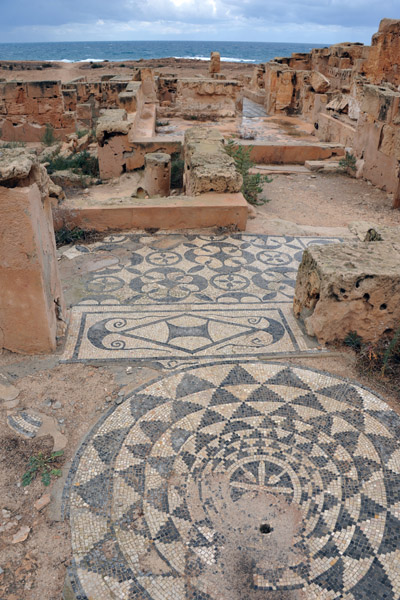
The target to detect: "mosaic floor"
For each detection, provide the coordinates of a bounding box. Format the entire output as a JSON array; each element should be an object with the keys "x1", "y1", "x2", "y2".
[
  {"x1": 63, "y1": 233, "x2": 341, "y2": 365},
  {"x1": 64, "y1": 361, "x2": 400, "y2": 600}
]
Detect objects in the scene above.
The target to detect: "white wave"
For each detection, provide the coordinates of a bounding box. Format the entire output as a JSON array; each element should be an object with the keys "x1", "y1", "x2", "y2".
[
  {"x1": 221, "y1": 56, "x2": 256, "y2": 63},
  {"x1": 173, "y1": 55, "x2": 256, "y2": 63},
  {"x1": 79, "y1": 58, "x2": 106, "y2": 63},
  {"x1": 46, "y1": 59, "x2": 75, "y2": 63}
]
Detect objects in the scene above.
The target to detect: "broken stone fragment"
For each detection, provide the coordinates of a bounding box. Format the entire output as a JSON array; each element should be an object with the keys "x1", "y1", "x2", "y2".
[
  {"x1": 11, "y1": 525, "x2": 30, "y2": 544},
  {"x1": 309, "y1": 71, "x2": 330, "y2": 93},
  {"x1": 0, "y1": 374, "x2": 19, "y2": 402},
  {"x1": 96, "y1": 109, "x2": 130, "y2": 145},
  {"x1": 0, "y1": 147, "x2": 55, "y2": 201},
  {"x1": 0, "y1": 148, "x2": 36, "y2": 183},
  {"x1": 34, "y1": 494, "x2": 51, "y2": 512}
]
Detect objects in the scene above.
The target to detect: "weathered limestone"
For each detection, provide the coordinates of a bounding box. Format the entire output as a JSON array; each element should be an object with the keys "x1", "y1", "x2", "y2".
[
  {"x1": 209, "y1": 52, "x2": 221, "y2": 76},
  {"x1": 53, "y1": 193, "x2": 248, "y2": 232},
  {"x1": 365, "y1": 19, "x2": 400, "y2": 86},
  {"x1": 144, "y1": 152, "x2": 171, "y2": 197},
  {"x1": 0, "y1": 149, "x2": 65, "y2": 354},
  {"x1": 264, "y1": 64, "x2": 295, "y2": 113},
  {"x1": 158, "y1": 78, "x2": 242, "y2": 119},
  {"x1": 0, "y1": 80, "x2": 76, "y2": 142},
  {"x1": 293, "y1": 242, "x2": 400, "y2": 344},
  {"x1": 309, "y1": 71, "x2": 330, "y2": 93},
  {"x1": 184, "y1": 127, "x2": 242, "y2": 195},
  {"x1": 96, "y1": 109, "x2": 131, "y2": 179}
]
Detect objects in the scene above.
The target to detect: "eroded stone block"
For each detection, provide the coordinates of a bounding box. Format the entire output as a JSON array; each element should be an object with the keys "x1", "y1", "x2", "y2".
[
  {"x1": 184, "y1": 127, "x2": 242, "y2": 195},
  {"x1": 293, "y1": 242, "x2": 400, "y2": 343}
]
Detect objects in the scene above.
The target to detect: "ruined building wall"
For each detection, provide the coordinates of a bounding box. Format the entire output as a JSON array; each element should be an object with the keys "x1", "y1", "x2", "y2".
[
  {"x1": 0, "y1": 72, "x2": 148, "y2": 142},
  {"x1": 262, "y1": 19, "x2": 400, "y2": 207},
  {"x1": 157, "y1": 78, "x2": 243, "y2": 119},
  {"x1": 0, "y1": 81, "x2": 75, "y2": 142}
]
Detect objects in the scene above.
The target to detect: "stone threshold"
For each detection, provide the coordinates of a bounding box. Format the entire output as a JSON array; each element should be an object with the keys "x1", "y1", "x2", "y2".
[{"x1": 53, "y1": 192, "x2": 248, "y2": 232}]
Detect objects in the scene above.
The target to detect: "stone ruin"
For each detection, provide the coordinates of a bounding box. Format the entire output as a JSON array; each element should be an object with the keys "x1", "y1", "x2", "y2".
[
  {"x1": 293, "y1": 236, "x2": 400, "y2": 344},
  {"x1": 244, "y1": 18, "x2": 400, "y2": 207},
  {"x1": 1, "y1": 23, "x2": 400, "y2": 354}
]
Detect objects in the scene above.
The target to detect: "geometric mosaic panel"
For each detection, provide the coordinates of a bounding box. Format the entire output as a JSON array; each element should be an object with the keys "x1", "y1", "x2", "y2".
[
  {"x1": 62, "y1": 303, "x2": 315, "y2": 365},
  {"x1": 63, "y1": 233, "x2": 342, "y2": 364},
  {"x1": 64, "y1": 362, "x2": 400, "y2": 599}
]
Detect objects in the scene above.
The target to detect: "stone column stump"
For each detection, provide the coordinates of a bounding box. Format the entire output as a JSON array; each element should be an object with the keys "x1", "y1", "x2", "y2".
[
  {"x1": 144, "y1": 152, "x2": 171, "y2": 197},
  {"x1": 209, "y1": 52, "x2": 221, "y2": 75}
]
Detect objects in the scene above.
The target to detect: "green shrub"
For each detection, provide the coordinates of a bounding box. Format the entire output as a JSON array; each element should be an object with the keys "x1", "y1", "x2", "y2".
[
  {"x1": 171, "y1": 152, "x2": 184, "y2": 189},
  {"x1": 42, "y1": 123, "x2": 56, "y2": 146},
  {"x1": 47, "y1": 150, "x2": 99, "y2": 177},
  {"x1": 76, "y1": 128, "x2": 89, "y2": 139},
  {"x1": 339, "y1": 152, "x2": 357, "y2": 172},
  {"x1": 0, "y1": 141, "x2": 26, "y2": 148},
  {"x1": 225, "y1": 139, "x2": 272, "y2": 206},
  {"x1": 22, "y1": 450, "x2": 64, "y2": 487}
]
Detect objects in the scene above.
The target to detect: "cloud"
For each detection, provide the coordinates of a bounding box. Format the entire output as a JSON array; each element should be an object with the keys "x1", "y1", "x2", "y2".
[{"x1": 0, "y1": 0, "x2": 397, "y2": 43}]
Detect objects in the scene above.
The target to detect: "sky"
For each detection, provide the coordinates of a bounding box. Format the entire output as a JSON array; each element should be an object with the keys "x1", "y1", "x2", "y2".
[{"x1": 0, "y1": 0, "x2": 397, "y2": 45}]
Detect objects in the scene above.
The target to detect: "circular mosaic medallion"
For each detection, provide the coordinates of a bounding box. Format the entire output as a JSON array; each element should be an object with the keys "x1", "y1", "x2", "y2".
[{"x1": 65, "y1": 362, "x2": 400, "y2": 600}]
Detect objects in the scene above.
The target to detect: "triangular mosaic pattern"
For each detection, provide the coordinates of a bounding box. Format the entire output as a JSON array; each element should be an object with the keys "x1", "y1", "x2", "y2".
[{"x1": 65, "y1": 362, "x2": 400, "y2": 599}]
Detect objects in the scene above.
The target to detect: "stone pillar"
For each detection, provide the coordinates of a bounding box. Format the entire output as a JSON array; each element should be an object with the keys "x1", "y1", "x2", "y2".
[
  {"x1": 209, "y1": 52, "x2": 221, "y2": 76},
  {"x1": 0, "y1": 149, "x2": 66, "y2": 354},
  {"x1": 144, "y1": 152, "x2": 171, "y2": 197}
]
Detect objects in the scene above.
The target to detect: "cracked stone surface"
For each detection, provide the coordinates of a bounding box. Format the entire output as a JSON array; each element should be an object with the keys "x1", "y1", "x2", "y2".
[{"x1": 64, "y1": 361, "x2": 400, "y2": 600}]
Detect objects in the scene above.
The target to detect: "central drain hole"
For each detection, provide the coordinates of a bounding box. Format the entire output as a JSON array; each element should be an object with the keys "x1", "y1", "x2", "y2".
[{"x1": 260, "y1": 524, "x2": 273, "y2": 534}]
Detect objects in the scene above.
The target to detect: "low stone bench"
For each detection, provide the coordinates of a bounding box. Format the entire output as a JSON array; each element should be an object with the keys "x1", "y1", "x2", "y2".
[{"x1": 293, "y1": 241, "x2": 400, "y2": 343}]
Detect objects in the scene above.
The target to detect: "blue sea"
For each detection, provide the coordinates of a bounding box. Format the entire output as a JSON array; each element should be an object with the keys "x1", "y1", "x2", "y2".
[{"x1": 0, "y1": 40, "x2": 327, "y2": 64}]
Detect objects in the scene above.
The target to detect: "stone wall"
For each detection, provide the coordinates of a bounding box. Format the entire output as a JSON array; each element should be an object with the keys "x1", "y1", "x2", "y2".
[
  {"x1": 158, "y1": 78, "x2": 242, "y2": 119},
  {"x1": 0, "y1": 69, "x2": 150, "y2": 142},
  {"x1": 0, "y1": 80, "x2": 76, "y2": 142},
  {"x1": 96, "y1": 108, "x2": 180, "y2": 179},
  {"x1": 0, "y1": 149, "x2": 66, "y2": 353},
  {"x1": 262, "y1": 19, "x2": 400, "y2": 207},
  {"x1": 364, "y1": 19, "x2": 400, "y2": 86}
]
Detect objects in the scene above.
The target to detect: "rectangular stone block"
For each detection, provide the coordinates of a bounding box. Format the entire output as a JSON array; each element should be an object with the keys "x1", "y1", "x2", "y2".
[
  {"x1": 293, "y1": 241, "x2": 400, "y2": 344},
  {"x1": 361, "y1": 84, "x2": 400, "y2": 122},
  {"x1": 26, "y1": 81, "x2": 61, "y2": 99},
  {"x1": 0, "y1": 185, "x2": 64, "y2": 353},
  {"x1": 184, "y1": 127, "x2": 242, "y2": 195}
]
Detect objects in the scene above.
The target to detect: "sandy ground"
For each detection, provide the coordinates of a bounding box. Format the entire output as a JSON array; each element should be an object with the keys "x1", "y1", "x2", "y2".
[
  {"x1": 0, "y1": 58, "x2": 254, "y2": 83},
  {"x1": 1, "y1": 58, "x2": 400, "y2": 600},
  {"x1": 246, "y1": 170, "x2": 399, "y2": 235}
]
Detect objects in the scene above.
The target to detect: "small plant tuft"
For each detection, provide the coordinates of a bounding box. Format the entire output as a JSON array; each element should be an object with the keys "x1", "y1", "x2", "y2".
[
  {"x1": 55, "y1": 226, "x2": 100, "y2": 247},
  {"x1": 339, "y1": 152, "x2": 357, "y2": 172},
  {"x1": 171, "y1": 152, "x2": 184, "y2": 189},
  {"x1": 0, "y1": 141, "x2": 26, "y2": 148},
  {"x1": 22, "y1": 450, "x2": 64, "y2": 487},
  {"x1": 225, "y1": 139, "x2": 272, "y2": 206},
  {"x1": 42, "y1": 123, "x2": 56, "y2": 146},
  {"x1": 76, "y1": 128, "x2": 89, "y2": 139},
  {"x1": 345, "y1": 326, "x2": 400, "y2": 393},
  {"x1": 344, "y1": 331, "x2": 363, "y2": 351}
]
